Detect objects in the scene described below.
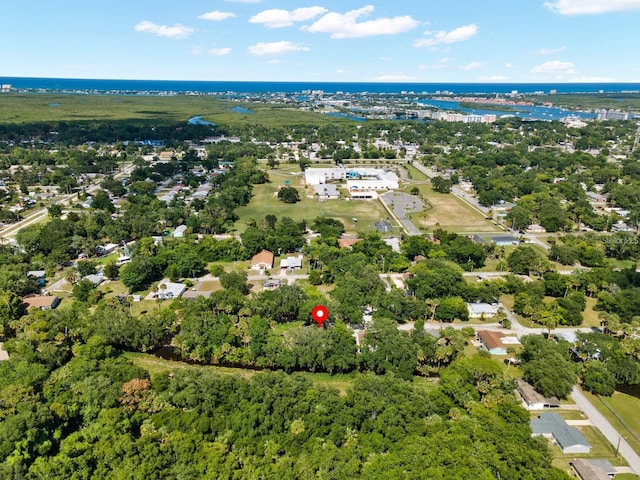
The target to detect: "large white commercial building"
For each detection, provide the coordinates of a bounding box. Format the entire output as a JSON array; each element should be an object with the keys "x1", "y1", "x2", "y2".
[{"x1": 305, "y1": 167, "x2": 399, "y2": 190}]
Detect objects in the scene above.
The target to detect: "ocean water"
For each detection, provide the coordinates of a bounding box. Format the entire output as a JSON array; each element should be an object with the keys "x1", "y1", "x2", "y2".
[{"x1": 2, "y1": 76, "x2": 640, "y2": 95}]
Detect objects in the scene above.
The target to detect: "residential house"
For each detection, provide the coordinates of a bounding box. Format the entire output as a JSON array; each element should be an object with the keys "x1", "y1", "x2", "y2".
[
  {"x1": 280, "y1": 255, "x2": 303, "y2": 273},
  {"x1": 467, "y1": 303, "x2": 499, "y2": 319},
  {"x1": 570, "y1": 459, "x2": 614, "y2": 480},
  {"x1": 586, "y1": 192, "x2": 608, "y2": 204},
  {"x1": 338, "y1": 237, "x2": 361, "y2": 249},
  {"x1": 477, "y1": 330, "x2": 507, "y2": 355},
  {"x1": 516, "y1": 380, "x2": 560, "y2": 410},
  {"x1": 173, "y1": 225, "x2": 187, "y2": 238},
  {"x1": 526, "y1": 224, "x2": 547, "y2": 234},
  {"x1": 151, "y1": 282, "x2": 186, "y2": 300},
  {"x1": 491, "y1": 235, "x2": 520, "y2": 246},
  {"x1": 27, "y1": 270, "x2": 46, "y2": 287},
  {"x1": 22, "y1": 295, "x2": 60, "y2": 311},
  {"x1": 531, "y1": 412, "x2": 591, "y2": 454},
  {"x1": 263, "y1": 279, "x2": 283, "y2": 291},
  {"x1": 81, "y1": 274, "x2": 105, "y2": 287},
  {"x1": 97, "y1": 243, "x2": 119, "y2": 255},
  {"x1": 611, "y1": 221, "x2": 635, "y2": 233},
  {"x1": 251, "y1": 250, "x2": 274, "y2": 272}
]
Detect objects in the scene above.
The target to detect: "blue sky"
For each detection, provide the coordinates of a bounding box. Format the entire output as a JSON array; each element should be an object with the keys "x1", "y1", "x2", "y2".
[{"x1": 1, "y1": 0, "x2": 640, "y2": 82}]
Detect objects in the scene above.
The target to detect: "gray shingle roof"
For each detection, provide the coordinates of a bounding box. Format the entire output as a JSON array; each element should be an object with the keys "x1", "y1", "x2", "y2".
[{"x1": 531, "y1": 413, "x2": 590, "y2": 450}]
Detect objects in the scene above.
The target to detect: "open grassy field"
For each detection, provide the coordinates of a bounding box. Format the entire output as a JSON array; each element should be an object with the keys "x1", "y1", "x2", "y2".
[
  {"x1": 234, "y1": 170, "x2": 397, "y2": 235},
  {"x1": 402, "y1": 165, "x2": 502, "y2": 234},
  {"x1": 0, "y1": 93, "x2": 352, "y2": 127},
  {"x1": 582, "y1": 388, "x2": 640, "y2": 457}
]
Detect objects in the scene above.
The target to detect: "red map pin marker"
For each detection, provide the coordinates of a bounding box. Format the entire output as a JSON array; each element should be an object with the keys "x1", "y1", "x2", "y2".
[{"x1": 311, "y1": 305, "x2": 329, "y2": 328}]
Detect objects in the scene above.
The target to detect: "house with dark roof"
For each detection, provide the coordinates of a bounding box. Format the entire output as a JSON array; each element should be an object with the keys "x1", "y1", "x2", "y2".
[
  {"x1": 531, "y1": 413, "x2": 591, "y2": 454},
  {"x1": 491, "y1": 235, "x2": 520, "y2": 246},
  {"x1": 570, "y1": 458, "x2": 611, "y2": 480},
  {"x1": 263, "y1": 279, "x2": 283, "y2": 291},
  {"x1": 516, "y1": 379, "x2": 560, "y2": 410}
]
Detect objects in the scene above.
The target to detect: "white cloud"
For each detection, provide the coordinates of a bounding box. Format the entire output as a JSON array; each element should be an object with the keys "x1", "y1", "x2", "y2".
[
  {"x1": 544, "y1": 0, "x2": 640, "y2": 15},
  {"x1": 531, "y1": 60, "x2": 576, "y2": 74},
  {"x1": 135, "y1": 21, "x2": 194, "y2": 39},
  {"x1": 267, "y1": 59, "x2": 282, "y2": 64},
  {"x1": 414, "y1": 24, "x2": 478, "y2": 47},
  {"x1": 250, "y1": 7, "x2": 328, "y2": 28},
  {"x1": 190, "y1": 45, "x2": 203, "y2": 54},
  {"x1": 536, "y1": 46, "x2": 566, "y2": 55},
  {"x1": 459, "y1": 61, "x2": 484, "y2": 71},
  {"x1": 418, "y1": 58, "x2": 451, "y2": 70},
  {"x1": 479, "y1": 75, "x2": 509, "y2": 81},
  {"x1": 209, "y1": 48, "x2": 232, "y2": 56},
  {"x1": 504, "y1": 62, "x2": 513, "y2": 68},
  {"x1": 305, "y1": 6, "x2": 419, "y2": 39},
  {"x1": 248, "y1": 41, "x2": 309, "y2": 56},
  {"x1": 371, "y1": 74, "x2": 418, "y2": 82},
  {"x1": 336, "y1": 69, "x2": 348, "y2": 74},
  {"x1": 198, "y1": 11, "x2": 236, "y2": 21},
  {"x1": 569, "y1": 76, "x2": 615, "y2": 82},
  {"x1": 380, "y1": 56, "x2": 393, "y2": 62}
]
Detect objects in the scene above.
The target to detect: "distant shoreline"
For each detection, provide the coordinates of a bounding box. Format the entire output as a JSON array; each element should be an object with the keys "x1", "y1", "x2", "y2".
[{"x1": 2, "y1": 76, "x2": 640, "y2": 95}]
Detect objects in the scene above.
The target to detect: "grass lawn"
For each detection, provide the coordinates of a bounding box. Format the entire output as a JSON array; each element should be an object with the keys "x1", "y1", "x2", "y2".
[
  {"x1": 195, "y1": 280, "x2": 222, "y2": 291},
  {"x1": 207, "y1": 260, "x2": 251, "y2": 273},
  {"x1": 402, "y1": 166, "x2": 501, "y2": 234},
  {"x1": 98, "y1": 279, "x2": 129, "y2": 298},
  {"x1": 234, "y1": 181, "x2": 396, "y2": 235},
  {"x1": 582, "y1": 388, "x2": 640, "y2": 457},
  {"x1": 551, "y1": 425, "x2": 628, "y2": 471},
  {"x1": 582, "y1": 296, "x2": 600, "y2": 328}
]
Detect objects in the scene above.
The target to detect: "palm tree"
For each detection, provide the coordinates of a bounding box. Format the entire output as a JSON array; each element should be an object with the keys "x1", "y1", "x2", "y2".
[{"x1": 65, "y1": 271, "x2": 78, "y2": 286}]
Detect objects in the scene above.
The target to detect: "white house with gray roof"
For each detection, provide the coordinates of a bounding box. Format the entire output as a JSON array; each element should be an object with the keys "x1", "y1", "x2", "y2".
[{"x1": 531, "y1": 412, "x2": 591, "y2": 454}]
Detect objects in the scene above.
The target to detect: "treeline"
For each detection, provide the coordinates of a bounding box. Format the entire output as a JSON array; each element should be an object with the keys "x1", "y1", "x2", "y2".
[
  {"x1": 0, "y1": 331, "x2": 571, "y2": 479},
  {"x1": 516, "y1": 328, "x2": 640, "y2": 399}
]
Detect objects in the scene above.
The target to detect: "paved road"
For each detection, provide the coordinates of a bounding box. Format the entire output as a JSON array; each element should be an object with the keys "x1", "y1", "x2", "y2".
[{"x1": 571, "y1": 386, "x2": 640, "y2": 475}]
